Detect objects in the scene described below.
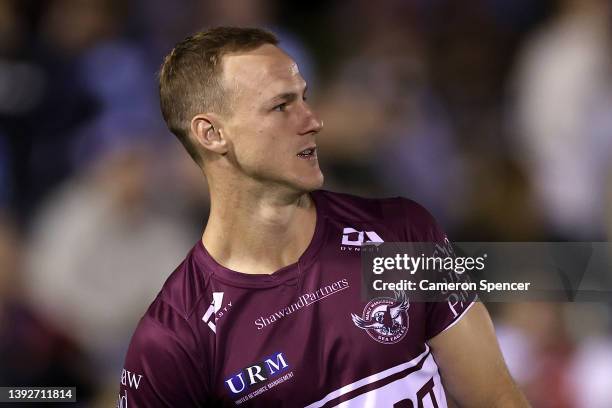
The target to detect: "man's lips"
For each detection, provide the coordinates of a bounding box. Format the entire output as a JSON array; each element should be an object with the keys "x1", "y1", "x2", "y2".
[{"x1": 297, "y1": 146, "x2": 317, "y2": 159}]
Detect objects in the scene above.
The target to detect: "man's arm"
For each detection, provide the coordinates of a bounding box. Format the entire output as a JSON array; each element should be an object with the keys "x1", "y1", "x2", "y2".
[
  {"x1": 428, "y1": 303, "x2": 530, "y2": 407},
  {"x1": 119, "y1": 312, "x2": 209, "y2": 407}
]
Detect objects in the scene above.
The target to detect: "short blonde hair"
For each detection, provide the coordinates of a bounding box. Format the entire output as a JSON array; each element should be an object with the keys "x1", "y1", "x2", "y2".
[{"x1": 159, "y1": 27, "x2": 278, "y2": 164}]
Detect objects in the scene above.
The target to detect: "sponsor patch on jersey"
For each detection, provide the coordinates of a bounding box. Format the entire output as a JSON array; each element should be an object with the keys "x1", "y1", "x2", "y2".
[
  {"x1": 254, "y1": 278, "x2": 350, "y2": 330},
  {"x1": 116, "y1": 389, "x2": 128, "y2": 408},
  {"x1": 117, "y1": 368, "x2": 143, "y2": 407},
  {"x1": 351, "y1": 290, "x2": 409, "y2": 344},
  {"x1": 120, "y1": 369, "x2": 143, "y2": 390},
  {"x1": 225, "y1": 352, "x2": 294, "y2": 405}
]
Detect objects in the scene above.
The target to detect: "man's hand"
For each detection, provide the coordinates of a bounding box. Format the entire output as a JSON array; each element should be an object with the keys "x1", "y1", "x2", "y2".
[{"x1": 428, "y1": 303, "x2": 530, "y2": 407}]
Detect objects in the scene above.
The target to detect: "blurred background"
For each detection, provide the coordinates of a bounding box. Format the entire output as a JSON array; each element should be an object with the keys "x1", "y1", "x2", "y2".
[{"x1": 0, "y1": 0, "x2": 611, "y2": 406}]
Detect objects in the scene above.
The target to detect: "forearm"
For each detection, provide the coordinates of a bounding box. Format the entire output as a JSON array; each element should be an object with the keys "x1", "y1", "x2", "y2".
[
  {"x1": 430, "y1": 303, "x2": 530, "y2": 408},
  {"x1": 444, "y1": 369, "x2": 529, "y2": 408},
  {"x1": 488, "y1": 381, "x2": 530, "y2": 408}
]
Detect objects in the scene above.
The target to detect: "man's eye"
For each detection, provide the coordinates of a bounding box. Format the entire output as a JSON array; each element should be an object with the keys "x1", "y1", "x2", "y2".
[{"x1": 273, "y1": 103, "x2": 287, "y2": 112}]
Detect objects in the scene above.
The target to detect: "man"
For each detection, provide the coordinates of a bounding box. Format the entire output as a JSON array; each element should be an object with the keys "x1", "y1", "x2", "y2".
[{"x1": 119, "y1": 27, "x2": 528, "y2": 407}]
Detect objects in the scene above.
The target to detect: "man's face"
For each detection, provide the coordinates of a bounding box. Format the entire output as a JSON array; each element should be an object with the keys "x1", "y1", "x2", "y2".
[{"x1": 219, "y1": 44, "x2": 324, "y2": 192}]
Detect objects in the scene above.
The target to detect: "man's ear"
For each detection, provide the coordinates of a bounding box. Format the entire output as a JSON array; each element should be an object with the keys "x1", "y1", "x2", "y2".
[{"x1": 191, "y1": 113, "x2": 228, "y2": 155}]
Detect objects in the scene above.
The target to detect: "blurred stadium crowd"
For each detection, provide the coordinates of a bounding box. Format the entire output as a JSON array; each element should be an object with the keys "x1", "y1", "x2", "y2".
[{"x1": 0, "y1": 0, "x2": 611, "y2": 406}]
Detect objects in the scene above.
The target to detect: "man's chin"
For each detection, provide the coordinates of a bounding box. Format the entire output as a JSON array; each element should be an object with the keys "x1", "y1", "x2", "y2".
[
  {"x1": 284, "y1": 173, "x2": 324, "y2": 195},
  {"x1": 300, "y1": 173, "x2": 324, "y2": 192}
]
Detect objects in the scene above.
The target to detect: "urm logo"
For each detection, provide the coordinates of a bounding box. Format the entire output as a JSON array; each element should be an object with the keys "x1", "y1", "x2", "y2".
[
  {"x1": 225, "y1": 352, "x2": 289, "y2": 394},
  {"x1": 341, "y1": 227, "x2": 384, "y2": 251}
]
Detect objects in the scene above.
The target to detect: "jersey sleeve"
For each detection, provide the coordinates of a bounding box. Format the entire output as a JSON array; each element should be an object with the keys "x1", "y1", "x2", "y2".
[
  {"x1": 119, "y1": 300, "x2": 209, "y2": 407},
  {"x1": 398, "y1": 198, "x2": 478, "y2": 340}
]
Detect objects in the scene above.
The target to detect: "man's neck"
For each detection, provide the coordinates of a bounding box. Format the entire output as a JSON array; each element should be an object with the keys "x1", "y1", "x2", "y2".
[{"x1": 202, "y1": 184, "x2": 317, "y2": 275}]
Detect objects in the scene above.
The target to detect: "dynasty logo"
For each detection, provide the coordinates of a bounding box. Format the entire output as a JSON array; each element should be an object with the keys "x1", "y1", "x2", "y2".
[
  {"x1": 351, "y1": 290, "x2": 409, "y2": 344},
  {"x1": 340, "y1": 227, "x2": 384, "y2": 251},
  {"x1": 202, "y1": 292, "x2": 232, "y2": 334}
]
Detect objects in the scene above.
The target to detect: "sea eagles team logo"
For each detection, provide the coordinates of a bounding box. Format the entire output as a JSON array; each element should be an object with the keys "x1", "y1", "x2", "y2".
[{"x1": 351, "y1": 290, "x2": 409, "y2": 344}]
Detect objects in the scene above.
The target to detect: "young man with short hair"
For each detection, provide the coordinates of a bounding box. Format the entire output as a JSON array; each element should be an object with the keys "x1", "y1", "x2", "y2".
[{"x1": 119, "y1": 27, "x2": 529, "y2": 407}]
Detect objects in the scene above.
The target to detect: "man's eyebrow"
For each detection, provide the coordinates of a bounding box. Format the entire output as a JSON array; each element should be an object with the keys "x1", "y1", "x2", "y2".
[
  {"x1": 268, "y1": 85, "x2": 308, "y2": 104},
  {"x1": 269, "y1": 92, "x2": 298, "y2": 104}
]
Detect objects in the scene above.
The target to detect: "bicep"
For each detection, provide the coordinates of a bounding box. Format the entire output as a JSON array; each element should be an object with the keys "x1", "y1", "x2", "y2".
[{"x1": 428, "y1": 303, "x2": 530, "y2": 407}]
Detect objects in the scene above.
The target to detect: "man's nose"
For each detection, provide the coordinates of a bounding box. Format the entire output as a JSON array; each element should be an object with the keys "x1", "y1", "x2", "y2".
[{"x1": 300, "y1": 104, "x2": 323, "y2": 135}]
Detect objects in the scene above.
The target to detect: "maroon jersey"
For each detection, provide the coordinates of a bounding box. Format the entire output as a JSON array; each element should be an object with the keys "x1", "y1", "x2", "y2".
[{"x1": 118, "y1": 190, "x2": 475, "y2": 407}]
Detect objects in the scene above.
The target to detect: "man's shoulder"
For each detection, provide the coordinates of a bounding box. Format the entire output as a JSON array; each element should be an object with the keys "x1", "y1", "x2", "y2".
[
  {"x1": 314, "y1": 189, "x2": 440, "y2": 237},
  {"x1": 145, "y1": 242, "x2": 211, "y2": 324}
]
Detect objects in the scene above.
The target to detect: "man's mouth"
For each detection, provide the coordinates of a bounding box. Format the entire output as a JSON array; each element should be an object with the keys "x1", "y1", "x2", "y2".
[{"x1": 297, "y1": 146, "x2": 317, "y2": 159}]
